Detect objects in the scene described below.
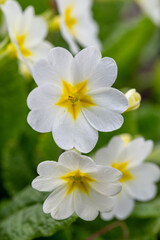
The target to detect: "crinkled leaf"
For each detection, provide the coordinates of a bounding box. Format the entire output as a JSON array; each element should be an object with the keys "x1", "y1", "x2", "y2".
[
  {"x1": 0, "y1": 204, "x2": 76, "y2": 240},
  {"x1": 0, "y1": 186, "x2": 77, "y2": 240}
]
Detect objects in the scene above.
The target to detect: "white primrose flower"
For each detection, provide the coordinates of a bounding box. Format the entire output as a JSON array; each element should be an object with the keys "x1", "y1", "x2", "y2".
[
  {"x1": 32, "y1": 151, "x2": 122, "y2": 221},
  {"x1": 55, "y1": 0, "x2": 101, "y2": 54},
  {"x1": 136, "y1": 0, "x2": 160, "y2": 26},
  {"x1": 27, "y1": 46, "x2": 128, "y2": 153},
  {"x1": 1, "y1": 0, "x2": 52, "y2": 71},
  {"x1": 94, "y1": 136, "x2": 160, "y2": 220}
]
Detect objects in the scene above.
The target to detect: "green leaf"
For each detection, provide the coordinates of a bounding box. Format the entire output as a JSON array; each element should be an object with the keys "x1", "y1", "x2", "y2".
[
  {"x1": 0, "y1": 204, "x2": 76, "y2": 240},
  {"x1": 17, "y1": 0, "x2": 49, "y2": 13},
  {"x1": 1, "y1": 141, "x2": 35, "y2": 196},
  {"x1": 102, "y1": 17, "x2": 155, "y2": 87},
  {"x1": 0, "y1": 186, "x2": 77, "y2": 240},
  {"x1": 132, "y1": 197, "x2": 160, "y2": 218},
  {"x1": 152, "y1": 61, "x2": 160, "y2": 103},
  {"x1": 93, "y1": 1, "x2": 124, "y2": 42},
  {"x1": 137, "y1": 102, "x2": 160, "y2": 141},
  {"x1": 0, "y1": 57, "x2": 27, "y2": 153},
  {"x1": 35, "y1": 133, "x2": 60, "y2": 166},
  {"x1": 147, "y1": 142, "x2": 160, "y2": 165}
]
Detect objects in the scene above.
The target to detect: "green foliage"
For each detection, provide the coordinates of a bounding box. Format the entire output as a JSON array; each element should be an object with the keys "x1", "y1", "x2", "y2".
[
  {"x1": 103, "y1": 17, "x2": 156, "y2": 87},
  {"x1": 137, "y1": 102, "x2": 160, "y2": 141},
  {"x1": 1, "y1": 141, "x2": 35, "y2": 196},
  {"x1": 0, "y1": 0, "x2": 160, "y2": 239},
  {"x1": 0, "y1": 186, "x2": 77, "y2": 240},
  {"x1": 132, "y1": 197, "x2": 160, "y2": 218},
  {"x1": 0, "y1": 57, "x2": 27, "y2": 152},
  {"x1": 36, "y1": 133, "x2": 60, "y2": 164}
]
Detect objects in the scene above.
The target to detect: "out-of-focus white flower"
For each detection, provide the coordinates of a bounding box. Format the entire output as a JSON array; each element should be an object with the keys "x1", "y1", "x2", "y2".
[
  {"x1": 125, "y1": 89, "x2": 141, "y2": 112},
  {"x1": 55, "y1": 0, "x2": 101, "y2": 54},
  {"x1": 27, "y1": 46, "x2": 128, "y2": 153},
  {"x1": 1, "y1": 0, "x2": 52, "y2": 71},
  {"x1": 95, "y1": 136, "x2": 160, "y2": 220},
  {"x1": 136, "y1": 0, "x2": 160, "y2": 26},
  {"x1": 32, "y1": 151, "x2": 122, "y2": 221}
]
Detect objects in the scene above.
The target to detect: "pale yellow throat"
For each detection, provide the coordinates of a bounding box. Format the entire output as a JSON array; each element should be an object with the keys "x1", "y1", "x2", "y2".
[
  {"x1": 64, "y1": 6, "x2": 77, "y2": 36},
  {"x1": 56, "y1": 80, "x2": 95, "y2": 120},
  {"x1": 60, "y1": 169, "x2": 95, "y2": 195},
  {"x1": 112, "y1": 161, "x2": 133, "y2": 183},
  {"x1": 8, "y1": 34, "x2": 32, "y2": 58}
]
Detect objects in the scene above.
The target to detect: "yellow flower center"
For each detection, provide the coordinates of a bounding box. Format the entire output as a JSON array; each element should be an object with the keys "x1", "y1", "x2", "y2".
[
  {"x1": 7, "y1": 34, "x2": 32, "y2": 58},
  {"x1": 0, "y1": 0, "x2": 6, "y2": 4},
  {"x1": 64, "y1": 6, "x2": 77, "y2": 36},
  {"x1": 60, "y1": 169, "x2": 95, "y2": 195},
  {"x1": 56, "y1": 80, "x2": 95, "y2": 120},
  {"x1": 112, "y1": 161, "x2": 133, "y2": 183}
]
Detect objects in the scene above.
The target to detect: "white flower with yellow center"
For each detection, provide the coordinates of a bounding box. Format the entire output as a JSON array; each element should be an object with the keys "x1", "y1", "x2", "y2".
[
  {"x1": 135, "y1": 0, "x2": 160, "y2": 26},
  {"x1": 1, "y1": 0, "x2": 52, "y2": 70},
  {"x1": 27, "y1": 46, "x2": 128, "y2": 153},
  {"x1": 32, "y1": 151, "x2": 122, "y2": 221},
  {"x1": 55, "y1": 0, "x2": 101, "y2": 54},
  {"x1": 94, "y1": 136, "x2": 160, "y2": 220}
]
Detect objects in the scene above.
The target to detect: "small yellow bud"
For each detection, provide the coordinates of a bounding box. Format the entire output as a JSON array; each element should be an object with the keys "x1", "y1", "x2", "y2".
[
  {"x1": 49, "y1": 15, "x2": 60, "y2": 31},
  {"x1": 125, "y1": 89, "x2": 141, "y2": 112},
  {"x1": 19, "y1": 63, "x2": 31, "y2": 79},
  {"x1": 119, "y1": 134, "x2": 132, "y2": 145}
]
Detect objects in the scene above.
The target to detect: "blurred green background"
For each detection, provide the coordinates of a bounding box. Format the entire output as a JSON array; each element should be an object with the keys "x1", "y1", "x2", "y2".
[{"x1": 0, "y1": 0, "x2": 160, "y2": 239}]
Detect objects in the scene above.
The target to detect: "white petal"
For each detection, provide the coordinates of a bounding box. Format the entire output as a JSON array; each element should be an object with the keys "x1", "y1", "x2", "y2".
[
  {"x1": 114, "y1": 188, "x2": 135, "y2": 220},
  {"x1": 27, "y1": 84, "x2": 61, "y2": 110},
  {"x1": 88, "y1": 88, "x2": 128, "y2": 113},
  {"x1": 60, "y1": 21, "x2": 79, "y2": 54},
  {"x1": 48, "y1": 47, "x2": 73, "y2": 82},
  {"x1": 32, "y1": 176, "x2": 62, "y2": 192},
  {"x1": 29, "y1": 41, "x2": 52, "y2": 63},
  {"x1": 87, "y1": 57, "x2": 117, "y2": 90},
  {"x1": 130, "y1": 163, "x2": 160, "y2": 183},
  {"x1": 90, "y1": 189, "x2": 115, "y2": 212},
  {"x1": 125, "y1": 181, "x2": 158, "y2": 201},
  {"x1": 72, "y1": 46, "x2": 101, "y2": 84},
  {"x1": 27, "y1": 106, "x2": 60, "y2": 133},
  {"x1": 58, "y1": 151, "x2": 97, "y2": 172},
  {"x1": 2, "y1": 0, "x2": 22, "y2": 37},
  {"x1": 74, "y1": 17, "x2": 101, "y2": 50},
  {"x1": 82, "y1": 106, "x2": 124, "y2": 132},
  {"x1": 21, "y1": 6, "x2": 34, "y2": 34},
  {"x1": 52, "y1": 111, "x2": 98, "y2": 153},
  {"x1": 90, "y1": 165, "x2": 122, "y2": 182},
  {"x1": 90, "y1": 181, "x2": 122, "y2": 197},
  {"x1": 32, "y1": 58, "x2": 61, "y2": 86},
  {"x1": 73, "y1": 189, "x2": 99, "y2": 221},
  {"x1": 25, "y1": 16, "x2": 48, "y2": 47},
  {"x1": 51, "y1": 192, "x2": 74, "y2": 220},
  {"x1": 101, "y1": 209, "x2": 115, "y2": 221},
  {"x1": 118, "y1": 138, "x2": 153, "y2": 167},
  {"x1": 43, "y1": 186, "x2": 66, "y2": 213},
  {"x1": 37, "y1": 161, "x2": 68, "y2": 177},
  {"x1": 94, "y1": 136, "x2": 124, "y2": 166}
]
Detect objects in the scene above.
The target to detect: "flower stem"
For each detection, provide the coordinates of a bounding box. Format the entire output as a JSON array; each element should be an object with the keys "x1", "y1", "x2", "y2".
[{"x1": 84, "y1": 221, "x2": 129, "y2": 240}]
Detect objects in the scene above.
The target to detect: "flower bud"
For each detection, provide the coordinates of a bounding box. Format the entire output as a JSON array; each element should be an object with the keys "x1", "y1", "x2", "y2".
[
  {"x1": 125, "y1": 89, "x2": 141, "y2": 112},
  {"x1": 119, "y1": 134, "x2": 132, "y2": 145}
]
